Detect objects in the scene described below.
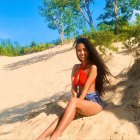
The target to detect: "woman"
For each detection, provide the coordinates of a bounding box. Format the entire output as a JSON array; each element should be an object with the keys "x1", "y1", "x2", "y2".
[{"x1": 36, "y1": 38, "x2": 110, "y2": 140}]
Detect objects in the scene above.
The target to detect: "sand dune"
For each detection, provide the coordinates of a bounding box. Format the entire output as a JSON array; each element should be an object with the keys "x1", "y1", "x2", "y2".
[{"x1": 0, "y1": 43, "x2": 140, "y2": 140}]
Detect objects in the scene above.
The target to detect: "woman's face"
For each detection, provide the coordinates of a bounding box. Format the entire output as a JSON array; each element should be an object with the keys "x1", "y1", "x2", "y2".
[{"x1": 76, "y1": 43, "x2": 89, "y2": 62}]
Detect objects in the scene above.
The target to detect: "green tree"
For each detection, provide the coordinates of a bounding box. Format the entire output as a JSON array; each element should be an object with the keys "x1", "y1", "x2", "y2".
[
  {"x1": 39, "y1": 0, "x2": 64, "y2": 44},
  {"x1": 30, "y1": 41, "x2": 38, "y2": 48},
  {"x1": 55, "y1": 0, "x2": 95, "y2": 29},
  {"x1": 98, "y1": 0, "x2": 140, "y2": 34},
  {"x1": 39, "y1": 0, "x2": 85, "y2": 44},
  {"x1": 129, "y1": 0, "x2": 140, "y2": 9}
]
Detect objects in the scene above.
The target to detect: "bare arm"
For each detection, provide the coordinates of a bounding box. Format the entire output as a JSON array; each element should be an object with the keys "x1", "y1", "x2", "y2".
[
  {"x1": 71, "y1": 64, "x2": 78, "y2": 97},
  {"x1": 79, "y1": 65, "x2": 97, "y2": 100}
]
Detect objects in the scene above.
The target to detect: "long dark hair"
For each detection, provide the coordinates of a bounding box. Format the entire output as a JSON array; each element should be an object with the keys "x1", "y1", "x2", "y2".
[{"x1": 73, "y1": 37, "x2": 111, "y2": 96}]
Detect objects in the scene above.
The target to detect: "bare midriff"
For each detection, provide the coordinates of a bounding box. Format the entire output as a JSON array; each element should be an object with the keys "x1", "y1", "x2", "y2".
[{"x1": 77, "y1": 82, "x2": 96, "y2": 95}]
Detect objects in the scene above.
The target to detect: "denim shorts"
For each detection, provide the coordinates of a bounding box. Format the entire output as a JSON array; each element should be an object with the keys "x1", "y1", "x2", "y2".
[{"x1": 85, "y1": 91, "x2": 104, "y2": 109}]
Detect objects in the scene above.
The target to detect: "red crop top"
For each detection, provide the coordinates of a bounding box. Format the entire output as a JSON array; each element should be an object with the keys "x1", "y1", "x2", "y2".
[{"x1": 73, "y1": 66, "x2": 88, "y2": 87}]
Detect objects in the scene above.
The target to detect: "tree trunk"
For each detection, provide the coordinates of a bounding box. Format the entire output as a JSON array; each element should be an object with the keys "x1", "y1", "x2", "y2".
[
  {"x1": 77, "y1": 1, "x2": 94, "y2": 29},
  {"x1": 84, "y1": 0, "x2": 94, "y2": 29},
  {"x1": 58, "y1": 24, "x2": 65, "y2": 44},
  {"x1": 113, "y1": 0, "x2": 119, "y2": 34},
  {"x1": 59, "y1": 30, "x2": 64, "y2": 44}
]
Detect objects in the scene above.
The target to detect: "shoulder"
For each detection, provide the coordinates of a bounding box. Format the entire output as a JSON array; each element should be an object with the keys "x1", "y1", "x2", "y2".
[
  {"x1": 90, "y1": 65, "x2": 97, "y2": 72},
  {"x1": 90, "y1": 64, "x2": 97, "y2": 69},
  {"x1": 72, "y1": 64, "x2": 81, "y2": 70},
  {"x1": 72, "y1": 64, "x2": 80, "y2": 75}
]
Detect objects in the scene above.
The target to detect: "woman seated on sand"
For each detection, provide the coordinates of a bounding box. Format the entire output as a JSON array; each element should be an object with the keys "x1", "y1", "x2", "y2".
[{"x1": 36, "y1": 38, "x2": 110, "y2": 140}]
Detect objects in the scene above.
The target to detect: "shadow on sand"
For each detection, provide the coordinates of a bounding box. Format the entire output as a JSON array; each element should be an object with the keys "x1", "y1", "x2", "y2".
[
  {"x1": 104, "y1": 57, "x2": 140, "y2": 133},
  {"x1": 0, "y1": 91, "x2": 71, "y2": 126},
  {"x1": 3, "y1": 47, "x2": 73, "y2": 71},
  {"x1": 1, "y1": 49, "x2": 139, "y2": 136}
]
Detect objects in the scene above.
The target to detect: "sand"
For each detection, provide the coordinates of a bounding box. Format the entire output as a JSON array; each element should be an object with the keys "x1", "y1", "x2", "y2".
[{"x1": 0, "y1": 42, "x2": 140, "y2": 140}]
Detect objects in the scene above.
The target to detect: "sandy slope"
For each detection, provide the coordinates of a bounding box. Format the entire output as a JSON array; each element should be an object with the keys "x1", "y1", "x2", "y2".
[{"x1": 0, "y1": 43, "x2": 140, "y2": 140}]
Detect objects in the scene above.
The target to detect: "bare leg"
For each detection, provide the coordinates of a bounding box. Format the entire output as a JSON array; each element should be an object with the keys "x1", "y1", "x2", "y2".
[
  {"x1": 35, "y1": 113, "x2": 64, "y2": 140},
  {"x1": 50, "y1": 97, "x2": 102, "y2": 140},
  {"x1": 50, "y1": 98, "x2": 76, "y2": 140}
]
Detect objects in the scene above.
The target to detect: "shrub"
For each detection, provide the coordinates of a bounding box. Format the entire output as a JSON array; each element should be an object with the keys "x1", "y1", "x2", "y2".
[
  {"x1": 0, "y1": 40, "x2": 15, "y2": 56},
  {"x1": 93, "y1": 31, "x2": 115, "y2": 47},
  {"x1": 119, "y1": 25, "x2": 140, "y2": 50},
  {"x1": 92, "y1": 31, "x2": 118, "y2": 54}
]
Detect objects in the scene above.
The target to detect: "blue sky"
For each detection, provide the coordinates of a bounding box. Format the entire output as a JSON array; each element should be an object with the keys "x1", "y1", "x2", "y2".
[
  {"x1": 0, "y1": 0, "x2": 106, "y2": 45},
  {"x1": 0, "y1": 0, "x2": 60, "y2": 45}
]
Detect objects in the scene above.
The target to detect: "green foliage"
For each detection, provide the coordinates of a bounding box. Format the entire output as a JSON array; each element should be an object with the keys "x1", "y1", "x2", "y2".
[
  {"x1": 30, "y1": 41, "x2": 38, "y2": 48},
  {"x1": 1, "y1": 1, "x2": 139, "y2": 57},
  {"x1": 93, "y1": 31, "x2": 116, "y2": 47},
  {"x1": 93, "y1": 31, "x2": 118, "y2": 53},
  {"x1": 120, "y1": 25, "x2": 140, "y2": 51},
  {"x1": 118, "y1": 24, "x2": 140, "y2": 60},
  {"x1": 98, "y1": 0, "x2": 140, "y2": 34},
  {"x1": 0, "y1": 39, "x2": 54, "y2": 56},
  {"x1": 0, "y1": 40, "x2": 17, "y2": 56},
  {"x1": 52, "y1": 39, "x2": 61, "y2": 45},
  {"x1": 129, "y1": 0, "x2": 140, "y2": 10},
  {"x1": 135, "y1": 13, "x2": 140, "y2": 25},
  {"x1": 79, "y1": 30, "x2": 118, "y2": 54},
  {"x1": 118, "y1": 24, "x2": 140, "y2": 41},
  {"x1": 39, "y1": 0, "x2": 86, "y2": 43},
  {"x1": 54, "y1": 0, "x2": 95, "y2": 28},
  {"x1": 97, "y1": 23, "x2": 114, "y2": 31},
  {"x1": 23, "y1": 42, "x2": 54, "y2": 55}
]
